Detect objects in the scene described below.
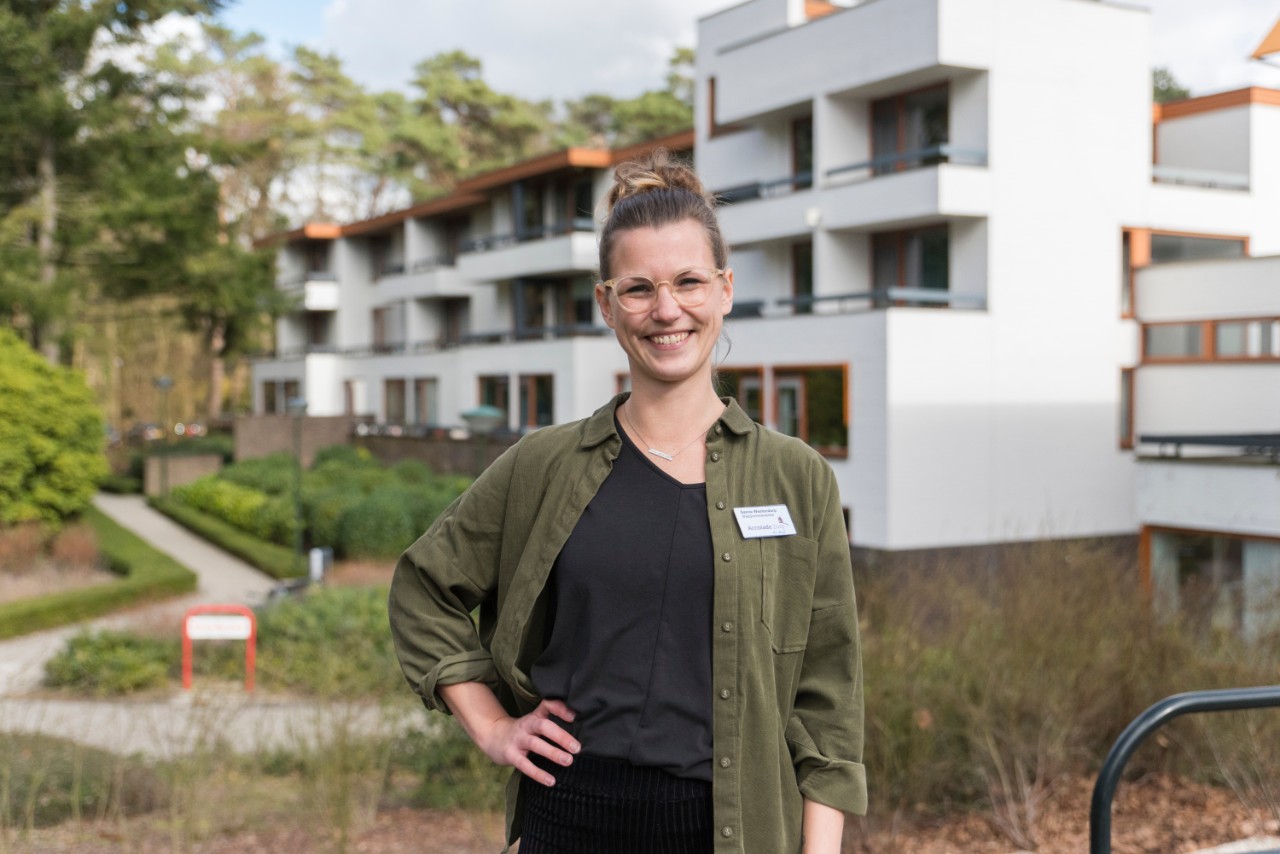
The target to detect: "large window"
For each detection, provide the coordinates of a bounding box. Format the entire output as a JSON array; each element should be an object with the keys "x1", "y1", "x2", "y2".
[
  {"x1": 791, "y1": 115, "x2": 813, "y2": 190},
  {"x1": 872, "y1": 226, "x2": 949, "y2": 304},
  {"x1": 774, "y1": 366, "x2": 848, "y2": 457},
  {"x1": 1143, "y1": 318, "x2": 1280, "y2": 362},
  {"x1": 519, "y1": 374, "x2": 554, "y2": 429},
  {"x1": 384, "y1": 379, "x2": 407, "y2": 423},
  {"x1": 1119, "y1": 368, "x2": 1134, "y2": 450},
  {"x1": 514, "y1": 180, "x2": 546, "y2": 240},
  {"x1": 414, "y1": 377, "x2": 438, "y2": 426},
  {"x1": 871, "y1": 85, "x2": 948, "y2": 175},
  {"x1": 372, "y1": 302, "x2": 406, "y2": 352},
  {"x1": 479, "y1": 375, "x2": 510, "y2": 416},
  {"x1": 1150, "y1": 234, "x2": 1247, "y2": 264},
  {"x1": 792, "y1": 241, "x2": 814, "y2": 315},
  {"x1": 716, "y1": 368, "x2": 764, "y2": 423},
  {"x1": 1144, "y1": 323, "x2": 1203, "y2": 360}
]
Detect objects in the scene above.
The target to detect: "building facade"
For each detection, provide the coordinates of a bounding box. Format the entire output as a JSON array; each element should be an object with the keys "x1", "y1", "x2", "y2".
[{"x1": 253, "y1": 0, "x2": 1279, "y2": 563}]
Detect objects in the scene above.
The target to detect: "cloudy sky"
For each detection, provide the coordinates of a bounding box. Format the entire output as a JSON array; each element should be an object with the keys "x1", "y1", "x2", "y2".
[{"x1": 218, "y1": 0, "x2": 1280, "y2": 102}]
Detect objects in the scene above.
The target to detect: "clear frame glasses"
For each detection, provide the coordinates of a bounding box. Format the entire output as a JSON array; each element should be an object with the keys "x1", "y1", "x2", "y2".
[{"x1": 600, "y1": 268, "x2": 727, "y2": 314}]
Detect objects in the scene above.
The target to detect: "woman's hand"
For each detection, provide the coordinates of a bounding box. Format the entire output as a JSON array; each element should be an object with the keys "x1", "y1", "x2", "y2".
[
  {"x1": 474, "y1": 698, "x2": 580, "y2": 787},
  {"x1": 438, "y1": 683, "x2": 579, "y2": 787}
]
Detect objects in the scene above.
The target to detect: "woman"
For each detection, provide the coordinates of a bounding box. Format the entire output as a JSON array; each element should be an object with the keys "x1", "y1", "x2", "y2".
[{"x1": 389, "y1": 151, "x2": 865, "y2": 853}]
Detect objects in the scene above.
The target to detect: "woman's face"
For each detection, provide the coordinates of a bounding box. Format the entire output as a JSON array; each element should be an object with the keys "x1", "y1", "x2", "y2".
[{"x1": 595, "y1": 219, "x2": 733, "y2": 390}]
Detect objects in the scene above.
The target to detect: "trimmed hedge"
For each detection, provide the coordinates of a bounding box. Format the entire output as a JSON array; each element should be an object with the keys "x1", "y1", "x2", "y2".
[
  {"x1": 150, "y1": 497, "x2": 303, "y2": 580},
  {"x1": 0, "y1": 506, "x2": 196, "y2": 640}
]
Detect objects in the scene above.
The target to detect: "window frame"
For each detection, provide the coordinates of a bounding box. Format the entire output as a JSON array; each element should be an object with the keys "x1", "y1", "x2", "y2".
[{"x1": 771, "y1": 363, "x2": 850, "y2": 459}]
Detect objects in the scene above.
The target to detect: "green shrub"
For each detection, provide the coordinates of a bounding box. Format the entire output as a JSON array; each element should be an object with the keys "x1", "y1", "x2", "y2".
[
  {"x1": 0, "y1": 733, "x2": 166, "y2": 827},
  {"x1": 254, "y1": 586, "x2": 400, "y2": 697},
  {"x1": 171, "y1": 476, "x2": 296, "y2": 546},
  {"x1": 43, "y1": 630, "x2": 176, "y2": 695},
  {"x1": 218, "y1": 452, "x2": 298, "y2": 497},
  {"x1": 150, "y1": 497, "x2": 301, "y2": 579},
  {"x1": 0, "y1": 328, "x2": 108, "y2": 525},
  {"x1": 0, "y1": 506, "x2": 196, "y2": 640},
  {"x1": 337, "y1": 490, "x2": 418, "y2": 559}
]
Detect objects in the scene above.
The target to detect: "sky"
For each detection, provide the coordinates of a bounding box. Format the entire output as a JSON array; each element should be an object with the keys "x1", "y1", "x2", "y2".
[{"x1": 217, "y1": 0, "x2": 1280, "y2": 103}]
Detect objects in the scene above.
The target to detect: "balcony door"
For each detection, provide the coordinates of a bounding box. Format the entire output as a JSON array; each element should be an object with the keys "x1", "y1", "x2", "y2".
[{"x1": 871, "y1": 85, "x2": 949, "y2": 174}]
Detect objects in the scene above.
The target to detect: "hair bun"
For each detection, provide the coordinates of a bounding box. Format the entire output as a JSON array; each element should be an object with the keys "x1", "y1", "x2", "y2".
[{"x1": 605, "y1": 149, "x2": 709, "y2": 216}]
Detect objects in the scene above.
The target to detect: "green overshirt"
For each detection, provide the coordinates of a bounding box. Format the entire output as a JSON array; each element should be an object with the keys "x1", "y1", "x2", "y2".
[{"x1": 389, "y1": 394, "x2": 866, "y2": 852}]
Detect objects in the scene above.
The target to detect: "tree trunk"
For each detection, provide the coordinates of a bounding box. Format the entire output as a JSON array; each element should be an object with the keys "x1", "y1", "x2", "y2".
[{"x1": 35, "y1": 134, "x2": 58, "y2": 357}]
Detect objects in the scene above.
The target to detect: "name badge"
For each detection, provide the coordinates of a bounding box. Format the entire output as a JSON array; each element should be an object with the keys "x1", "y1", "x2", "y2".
[{"x1": 733, "y1": 504, "x2": 797, "y2": 539}]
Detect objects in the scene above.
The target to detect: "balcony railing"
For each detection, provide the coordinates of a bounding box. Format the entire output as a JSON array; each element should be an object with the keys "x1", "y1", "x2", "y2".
[
  {"x1": 459, "y1": 218, "x2": 596, "y2": 255},
  {"x1": 729, "y1": 287, "x2": 985, "y2": 318},
  {"x1": 1151, "y1": 165, "x2": 1249, "y2": 191},
  {"x1": 1138, "y1": 433, "x2": 1280, "y2": 460},
  {"x1": 277, "y1": 271, "x2": 337, "y2": 288},
  {"x1": 826, "y1": 145, "x2": 988, "y2": 184},
  {"x1": 410, "y1": 254, "x2": 457, "y2": 273},
  {"x1": 716, "y1": 172, "x2": 813, "y2": 204},
  {"x1": 254, "y1": 324, "x2": 611, "y2": 362}
]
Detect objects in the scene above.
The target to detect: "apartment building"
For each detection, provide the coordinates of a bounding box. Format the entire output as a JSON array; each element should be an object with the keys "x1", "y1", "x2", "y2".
[
  {"x1": 254, "y1": 0, "x2": 1278, "y2": 565},
  {"x1": 255, "y1": 134, "x2": 691, "y2": 432},
  {"x1": 694, "y1": 0, "x2": 1279, "y2": 551}
]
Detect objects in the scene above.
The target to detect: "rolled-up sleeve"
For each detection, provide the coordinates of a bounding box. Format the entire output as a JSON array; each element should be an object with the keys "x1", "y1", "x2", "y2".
[
  {"x1": 787, "y1": 462, "x2": 867, "y2": 815},
  {"x1": 388, "y1": 444, "x2": 519, "y2": 713}
]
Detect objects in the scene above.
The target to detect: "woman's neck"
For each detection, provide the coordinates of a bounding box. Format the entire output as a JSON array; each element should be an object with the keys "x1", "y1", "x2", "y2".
[{"x1": 622, "y1": 376, "x2": 725, "y2": 448}]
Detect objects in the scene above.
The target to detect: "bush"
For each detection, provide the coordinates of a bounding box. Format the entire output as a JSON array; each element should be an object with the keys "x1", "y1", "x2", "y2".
[
  {"x1": 0, "y1": 328, "x2": 108, "y2": 525},
  {"x1": 0, "y1": 733, "x2": 166, "y2": 827},
  {"x1": 44, "y1": 630, "x2": 176, "y2": 695},
  {"x1": 254, "y1": 585, "x2": 401, "y2": 697},
  {"x1": 217, "y1": 452, "x2": 299, "y2": 497},
  {"x1": 397, "y1": 719, "x2": 508, "y2": 811},
  {"x1": 171, "y1": 476, "x2": 296, "y2": 546},
  {"x1": 150, "y1": 497, "x2": 301, "y2": 579},
  {"x1": 337, "y1": 490, "x2": 418, "y2": 559}
]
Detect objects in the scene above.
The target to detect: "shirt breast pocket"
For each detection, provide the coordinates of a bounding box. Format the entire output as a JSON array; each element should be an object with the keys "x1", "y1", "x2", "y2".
[{"x1": 759, "y1": 535, "x2": 819, "y2": 654}]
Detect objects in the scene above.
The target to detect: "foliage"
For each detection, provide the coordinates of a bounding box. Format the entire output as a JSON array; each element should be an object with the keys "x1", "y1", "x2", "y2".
[
  {"x1": 150, "y1": 497, "x2": 301, "y2": 579},
  {"x1": 0, "y1": 506, "x2": 196, "y2": 640},
  {"x1": 857, "y1": 539, "x2": 1277, "y2": 848},
  {"x1": 0, "y1": 330, "x2": 108, "y2": 525},
  {"x1": 559, "y1": 48, "x2": 694, "y2": 148},
  {"x1": 0, "y1": 733, "x2": 166, "y2": 828},
  {"x1": 1153, "y1": 66, "x2": 1192, "y2": 104},
  {"x1": 170, "y1": 475, "x2": 296, "y2": 544},
  {"x1": 396, "y1": 719, "x2": 508, "y2": 811},
  {"x1": 252, "y1": 586, "x2": 401, "y2": 698},
  {"x1": 43, "y1": 630, "x2": 175, "y2": 696},
  {"x1": 217, "y1": 452, "x2": 298, "y2": 496}
]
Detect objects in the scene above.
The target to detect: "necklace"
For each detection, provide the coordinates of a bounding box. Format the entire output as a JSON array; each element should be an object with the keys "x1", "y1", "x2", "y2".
[{"x1": 621, "y1": 404, "x2": 707, "y2": 461}]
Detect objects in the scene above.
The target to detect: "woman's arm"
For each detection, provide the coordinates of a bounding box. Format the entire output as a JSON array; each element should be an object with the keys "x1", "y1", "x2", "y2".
[
  {"x1": 438, "y1": 681, "x2": 580, "y2": 787},
  {"x1": 801, "y1": 798, "x2": 845, "y2": 853}
]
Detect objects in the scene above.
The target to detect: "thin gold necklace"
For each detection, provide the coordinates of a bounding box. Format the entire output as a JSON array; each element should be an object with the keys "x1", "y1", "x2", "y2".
[{"x1": 621, "y1": 404, "x2": 707, "y2": 462}]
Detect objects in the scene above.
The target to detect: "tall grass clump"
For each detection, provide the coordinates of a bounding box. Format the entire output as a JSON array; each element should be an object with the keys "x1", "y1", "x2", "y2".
[{"x1": 858, "y1": 538, "x2": 1279, "y2": 848}]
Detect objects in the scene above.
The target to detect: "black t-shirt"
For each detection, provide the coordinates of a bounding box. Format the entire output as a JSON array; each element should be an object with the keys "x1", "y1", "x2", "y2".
[{"x1": 530, "y1": 421, "x2": 714, "y2": 781}]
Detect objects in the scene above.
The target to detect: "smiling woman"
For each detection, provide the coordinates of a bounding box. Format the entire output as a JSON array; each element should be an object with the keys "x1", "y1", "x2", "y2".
[{"x1": 389, "y1": 150, "x2": 865, "y2": 854}]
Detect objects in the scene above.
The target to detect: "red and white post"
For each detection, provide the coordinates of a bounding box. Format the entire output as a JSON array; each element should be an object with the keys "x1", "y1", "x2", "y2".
[{"x1": 181, "y1": 604, "x2": 257, "y2": 691}]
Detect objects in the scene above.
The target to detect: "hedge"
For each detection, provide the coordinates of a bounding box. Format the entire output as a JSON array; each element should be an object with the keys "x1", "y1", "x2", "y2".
[
  {"x1": 150, "y1": 497, "x2": 303, "y2": 580},
  {"x1": 0, "y1": 506, "x2": 196, "y2": 640}
]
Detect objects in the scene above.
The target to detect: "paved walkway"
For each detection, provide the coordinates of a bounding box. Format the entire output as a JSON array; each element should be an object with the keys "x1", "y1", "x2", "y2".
[{"x1": 0, "y1": 495, "x2": 416, "y2": 756}]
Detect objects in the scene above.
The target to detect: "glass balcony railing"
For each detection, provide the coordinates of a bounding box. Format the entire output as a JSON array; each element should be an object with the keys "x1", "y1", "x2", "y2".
[
  {"x1": 715, "y1": 172, "x2": 813, "y2": 204},
  {"x1": 826, "y1": 145, "x2": 987, "y2": 183},
  {"x1": 1151, "y1": 165, "x2": 1249, "y2": 191},
  {"x1": 728, "y1": 287, "x2": 985, "y2": 318},
  {"x1": 459, "y1": 218, "x2": 596, "y2": 255}
]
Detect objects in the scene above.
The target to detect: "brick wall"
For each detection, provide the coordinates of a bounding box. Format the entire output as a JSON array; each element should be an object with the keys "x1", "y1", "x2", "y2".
[
  {"x1": 144, "y1": 453, "x2": 224, "y2": 497},
  {"x1": 355, "y1": 434, "x2": 518, "y2": 477},
  {"x1": 233, "y1": 414, "x2": 372, "y2": 467}
]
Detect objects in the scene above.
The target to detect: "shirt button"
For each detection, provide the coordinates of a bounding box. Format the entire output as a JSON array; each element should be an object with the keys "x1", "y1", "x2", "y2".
[
  {"x1": 720, "y1": 757, "x2": 731, "y2": 768},
  {"x1": 719, "y1": 688, "x2": 731, "y2": 700},
  {"x1": 721, "y1": 826, "x2": 734, "y2": 838},
  {"x1": 715, "y1": 500, "x2": 726, "y2": 511},
  {"x1": 710, "y1": 451, "x2": 721, "y2": 462},
  {"x1": 721, "y1": 552, "x2": 732, "y2": 562},
  {"x1": 721, "y1": 621, "x2": 733, "y2": 633}
]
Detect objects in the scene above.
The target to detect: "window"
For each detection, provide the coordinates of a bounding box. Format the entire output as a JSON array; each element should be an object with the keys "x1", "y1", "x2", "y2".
[
  {"x1": 305, "y1": 241, "x2": 331, "y2": 275},
  {"x1": 1119, "y1": 368, "x2": 1134, "y2": 450},
  {"x1": 479, "y1": 375, "x2": 510, "y2": 416},
  {"x1": 791, "y1": 115, "x2": 813, "y2": 190},
  {"x1": 774, "y1": 366, "x2": 848, "y2": 457},
  {"x1": 282, "y1": 380, "x2": 300, "y2": 408},
  {"x1": 716, "y1": 368, "x2": 764, "y2": 422},
  {"x1": 414, "y1": 378, "x2": 438, "y2": 426},
  {"x1": 443, "y1": 298, "x2": 467, "y2": 346},
  {"x1": 305, "y1": 312, "x2": 330, "y2": 348},
  {"x1": 792, "y1": 241, "x2": 814, "y2": 315},
  {"x1": 385, "y1": 379, "x2": 406, "y2": 423},
  {"x1": 262, "y1": 382, "x2": 279, "y2": 414},
  {"x1": 514, "y1": 180, "x2": 546, "y2": 240},
  {"x1": 343, "y1": 380, "x2": 355, "y2": 415},
  {"x1": 1144, "y1": 323, "x2": 1203, "y2": 360},
  {"x1": 519, "y1": 374, "x2": 554, "y2": 429},
  {"x1": 372, "y1": 302, "x2": 406, "y2": 351},
  {"x1": 1121, "y1": 230, "x2": 1135, "y2": 317},
  {"x1": 871, "y1": 85, "x2": 948, "y2": 175},
  {"x1": 1215, "y1": 319, "x2": 1280, "y2": 358},
  {"x1": 1149, "y1": 530, "x2": 1244, "y2": 636},
  {"x1": 1150, "y1": 234, "x2": 1246, "y2": 264},
  {"x1": 872, "y1": 226, "x2": 949, "y2": 305}
]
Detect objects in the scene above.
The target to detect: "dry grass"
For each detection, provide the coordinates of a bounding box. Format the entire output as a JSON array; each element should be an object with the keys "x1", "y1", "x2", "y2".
[
  {"x1": 0, "y1": 523, "x2": 47, "y2": 571},
  {"x1": 49, "y1": 522, "x2": 102, "y2": 568},
  {"x1": 0, "y1": 521, "x2": 112, "y2": 605}
]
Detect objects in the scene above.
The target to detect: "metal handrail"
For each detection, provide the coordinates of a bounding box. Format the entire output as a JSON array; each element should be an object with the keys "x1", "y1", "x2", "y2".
[
  {"x1": 826, "y1": 144, "x2": 988, "y2": 179},
  {"x1": 1090, "y1": 685, "x2": 1280, "y2": 854}
]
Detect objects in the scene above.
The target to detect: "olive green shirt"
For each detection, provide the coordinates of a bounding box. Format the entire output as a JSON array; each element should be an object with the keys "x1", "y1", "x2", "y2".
[{"x1": 389, "y1": 394, "x2": 867, "y2": 852}]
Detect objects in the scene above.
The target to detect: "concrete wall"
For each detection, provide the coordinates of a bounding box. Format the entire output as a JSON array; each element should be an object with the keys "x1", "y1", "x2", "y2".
[
  {"x1": 355, "y1": 433, "x2": 518, "y2": 478},
  {"x1": 144, "y1": 453, "x2": 224, "y2": 497},
  {"x1": 234, "y1": 414, "x2": 370, "y2": 468}
]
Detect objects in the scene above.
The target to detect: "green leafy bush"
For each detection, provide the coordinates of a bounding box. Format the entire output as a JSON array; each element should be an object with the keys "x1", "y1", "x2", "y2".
[
  {"x1": 0, "y1": 328, "x2": 108, "y2": 525},
  {"x1": 150, "y1": 497, "x2": 301, "y2": 579},
  {"x1": 337, "y1": 490, "x2": 418, "y2": 559},
  {"x1": 44, "y1": 630, "x2": 176, "y2": 695},
  {"x1": 171, "y1": 476, "x2": 296, "y2": 545},
  {"x1": 0, "y1": 733, "x2": 166, "y2": 827},
  {"x1": 218, "y1": 452, "x2": 297, "y2": 497}
]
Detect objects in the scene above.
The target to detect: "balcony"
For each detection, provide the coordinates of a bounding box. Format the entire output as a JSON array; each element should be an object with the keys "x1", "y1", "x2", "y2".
[
  {"x1": 728, "y1": 287, "x2": 985, "y2": 319},
  {"x1": 457, "y1": 220, "x2": 598, "y2": 281},
  {"x1": 372, "y1": 258, "x2": 472, "y2": 302},
  {"x1": 1137, "y1": 434, "x2": 1280, "y2": 539},
  {"x1": 1151, "y1": 165, "x2": 1249, "y2": 192},
  {"x1": 277, "y1": 271, "x2": 339, "y2": 311}
]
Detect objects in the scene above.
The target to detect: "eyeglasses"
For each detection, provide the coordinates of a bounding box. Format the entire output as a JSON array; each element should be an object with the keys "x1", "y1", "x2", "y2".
[{"x1": 600, "y1": 268, "x2": 726, "y2": 314}]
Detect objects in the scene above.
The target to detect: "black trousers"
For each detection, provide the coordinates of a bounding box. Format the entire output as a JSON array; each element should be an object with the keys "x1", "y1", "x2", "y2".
[{"x1": 518, "y1": 753, "x2": 713, "y2": 854}]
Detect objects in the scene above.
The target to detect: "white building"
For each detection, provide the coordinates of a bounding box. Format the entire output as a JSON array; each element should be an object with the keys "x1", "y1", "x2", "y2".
[{"x1": 253, "y1": 0, "x2": 1279, "y2": 561}]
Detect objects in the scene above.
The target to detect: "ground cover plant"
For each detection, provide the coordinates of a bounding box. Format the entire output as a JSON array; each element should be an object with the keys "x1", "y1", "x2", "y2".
[{"x1": 167, "y1": 446, "x2": 470, "y2": 560}]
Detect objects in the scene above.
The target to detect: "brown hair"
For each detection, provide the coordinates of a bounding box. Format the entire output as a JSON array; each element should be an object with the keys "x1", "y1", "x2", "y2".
[{"x1": 598, "y1": 149, "x2": 727, "y2": 280}]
